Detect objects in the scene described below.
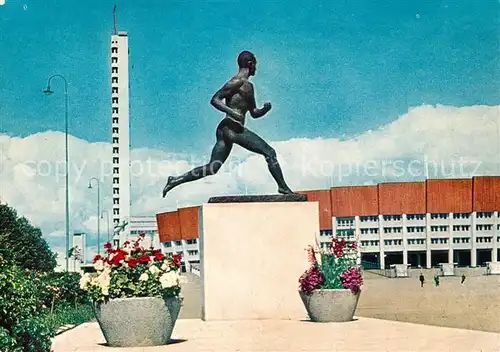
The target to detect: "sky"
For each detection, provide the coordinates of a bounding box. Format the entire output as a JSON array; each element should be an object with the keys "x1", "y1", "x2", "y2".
[{"x1": 0, "y1": 0, "x2": 499, "y2": 268}]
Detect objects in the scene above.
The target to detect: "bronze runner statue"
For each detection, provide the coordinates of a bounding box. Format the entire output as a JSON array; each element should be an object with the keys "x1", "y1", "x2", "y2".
[{"x1": 162, "y1": 51, "x2": 296, "y2": 197}]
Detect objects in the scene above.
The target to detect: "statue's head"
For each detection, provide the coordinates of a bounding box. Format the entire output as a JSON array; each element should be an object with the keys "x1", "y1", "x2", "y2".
[{"x1": 237, "y1": 51, "x2": 257, "y2": 76}]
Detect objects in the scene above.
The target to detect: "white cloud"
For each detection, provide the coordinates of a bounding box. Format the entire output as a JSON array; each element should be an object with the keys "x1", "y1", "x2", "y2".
[{"x1": 1, "y1": 104, "x2": 499, "y2": 262}]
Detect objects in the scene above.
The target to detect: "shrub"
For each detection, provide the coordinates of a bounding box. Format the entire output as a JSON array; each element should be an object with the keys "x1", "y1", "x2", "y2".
[
  {"x1": 299, "y1": 237, "x2": 363, "y2": 295},
  {"x1": 10, "y1": 318, "x2": 53, "y2": 352},
  {"x1": 0, "y1": 327, "x2": 16, "y2": 351},
  {"x1": 0, "y1": 204, "x2": 56, "y2": 272},
  {"x1": 0, "y1": 260, "x2": 54, "y2": 352}
]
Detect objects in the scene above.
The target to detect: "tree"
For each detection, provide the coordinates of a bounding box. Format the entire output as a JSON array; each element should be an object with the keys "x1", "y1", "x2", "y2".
[{"x1": 0, "y1": 204, "x2": 56, "y2": 272}]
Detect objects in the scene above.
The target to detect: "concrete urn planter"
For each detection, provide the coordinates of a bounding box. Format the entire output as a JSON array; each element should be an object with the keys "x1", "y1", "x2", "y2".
[
  {"x1": 93, "y1": 296, "x2": 182, "y2": 347},
  {"x1": 299, "y1": 289, "x2": 360, "y2": 322}
]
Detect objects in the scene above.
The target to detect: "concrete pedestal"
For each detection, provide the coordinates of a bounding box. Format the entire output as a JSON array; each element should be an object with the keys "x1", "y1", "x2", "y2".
[
  {"x1": 199, "y1": 201, "x2": 319, "y2": 321},
  {"x1": 486, "y1": 262, "x2": 500, "y2": 275},
  {"x1": 390, "y1": 264, "x2": 410, "y2": 278},
  {"x1": 440, "y1": 263, "x2": 456, "y2": 276}
]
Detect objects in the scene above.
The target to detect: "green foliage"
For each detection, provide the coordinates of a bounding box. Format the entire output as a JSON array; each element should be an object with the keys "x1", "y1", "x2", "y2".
[
  {"x1": 0, "y1": 262, "x2": 54, "y2": 352},
  {"x1": 0, "y1": 204, "x2": 56, "y2": 271},
  {"x1": 106, "y1": 264, "x2": 180, "y2": 300},
  {"x1": 319, "y1": 253, "x2": 355, "y2": 289},
  {"x1": 44, "y1": 302, "x2": 94, "y2": 333},
  {"x1": 0, "y1": 327, "x2": 16, "y2": 351},
  {"x1": 0, "y1": 255, "x2": 92, "y2": 351},
  {"x1": 49, "y1": 272, "x2": 88, "y2": 304},
  {"x1": 0, "y1": 204, "x2": 93, "y2": 351},
  {"x1": 10, "y1": 317, "x2": 53, "y2": 352}
]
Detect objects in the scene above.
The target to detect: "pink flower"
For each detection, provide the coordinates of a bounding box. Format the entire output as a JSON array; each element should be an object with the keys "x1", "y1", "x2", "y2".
[
  {"x1": 299, "y1": 267, "x2": 325, "y2": 295},
  {"x1": 340, "y1": 267, "x2": 363, "y2": 294}
]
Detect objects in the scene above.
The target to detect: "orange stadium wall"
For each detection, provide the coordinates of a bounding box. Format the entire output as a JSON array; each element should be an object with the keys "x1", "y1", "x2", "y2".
[
  {"x1": 156, "y1": 211, "x2": 182, "y2": 242},
  {"x1": 426, "y1": 179, "x2": 473, "y2": 213},
  {"x1": 472, "y1": 176, "x2": 500, "y2": 212},
  {"x1": 156, "y1": 177, "x2": 500, "y2": 244},
  {"x1": 378, "y1": 182, "x2": 426, "y2": 215},
  {"x1": 179, "y1": 206, "x2": 200, "y2": 240},
  {"x1": 331, "y1": 186, "x2": 378, "y2": 217}
]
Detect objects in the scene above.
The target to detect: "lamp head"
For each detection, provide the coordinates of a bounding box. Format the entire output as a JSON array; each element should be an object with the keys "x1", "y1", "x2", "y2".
[
  {"x1": 88, "y1": 182, "x2": 92, "y2": 189},
  {"x1": 43, "y1": 86, "x2": 53, "y2": 95}
]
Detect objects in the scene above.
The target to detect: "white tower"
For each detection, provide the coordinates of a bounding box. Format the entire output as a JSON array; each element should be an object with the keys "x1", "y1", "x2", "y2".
[{"x1": 110, "y1": 11, "x2": 131, "y2": 247}]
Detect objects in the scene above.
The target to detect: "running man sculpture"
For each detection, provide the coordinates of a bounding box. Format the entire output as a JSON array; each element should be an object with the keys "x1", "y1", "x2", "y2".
[{"x1": 162, "y1": 51, "x2": 296, "y2": 197}]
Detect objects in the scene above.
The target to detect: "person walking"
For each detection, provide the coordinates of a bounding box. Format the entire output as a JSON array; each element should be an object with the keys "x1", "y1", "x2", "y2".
[
  {"x1": 461, "y1": 274, "x2": 466, "y2": 284},
  {"x1": 434, "y1": 275, "x2": 440, "y2": 287},
  {"x1": 419, "y1": 273, "x2": 425, "y2": 287}
]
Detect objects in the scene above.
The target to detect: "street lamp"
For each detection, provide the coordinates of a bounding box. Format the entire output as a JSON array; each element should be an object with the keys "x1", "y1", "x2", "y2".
[
  {"x1": 43, "y1": 74, "x2": 70, "y2": 271},
  {"x1": 101, "y1": 210, "x2": 111, "y2": 243},
  {"x1": 88, "y1": 177, "x2": 101, "y2": 254}
]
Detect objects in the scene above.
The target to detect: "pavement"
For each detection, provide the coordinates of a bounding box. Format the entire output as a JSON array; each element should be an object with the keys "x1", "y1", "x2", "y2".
[
  {"x1": 53, "y1": 317, "x2": 500, "y2": 351},
  {"x1": 53, "y1": 272, "x2": 500, "y2": 351}
]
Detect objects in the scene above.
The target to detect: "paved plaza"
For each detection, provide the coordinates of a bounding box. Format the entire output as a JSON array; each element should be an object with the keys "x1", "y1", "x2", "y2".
[
  {"x1": 54, "y1": 272, "x2": 500, "y2": 351},
  {"x1": 357, "y1": 271, "x2": 500, "y2": 333},
  {"x1": 54, "y1": 317, "x2": 499, "y2": 351},
  {"x1": 179, "y1": 271, "x2": 500, "y2": 333}
]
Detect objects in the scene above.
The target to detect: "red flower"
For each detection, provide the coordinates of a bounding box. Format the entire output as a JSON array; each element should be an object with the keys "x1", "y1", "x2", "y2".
[
  {"x1": 171, "y1": 253, "x2": 182, "y2": 268},
  {"x1": 154, "y1": 252, "x2": 166, "y2": 261},
  {"x1": 123, "y1": 241, "x2": 130, "y2": 246},
  {"x1": 110, "y1": 249, "x2": 126, "y2": 266},
  {"x1": 104, "y1": 242, "x2": 112, "y2": 251},
  {"x1": 93, "y1": 254, "x2": 102, "y2": 263},
  {"x1": 138, "y1": 255, "x2": 151, "y2": 264},
  {"x1": 139, "y1": 233, "x2": 146, "y2": 238},
  {"x1": 128, "y1": 258, "x2": 138, "y2": 268}
]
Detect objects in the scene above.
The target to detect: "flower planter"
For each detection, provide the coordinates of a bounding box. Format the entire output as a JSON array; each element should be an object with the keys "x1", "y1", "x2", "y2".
[
  {"x1": 299, "y1": 289, "x2": 360, "y2": 322},
  {"x1": 93, "y1": 296, "x2": 182, "y2": 347}
]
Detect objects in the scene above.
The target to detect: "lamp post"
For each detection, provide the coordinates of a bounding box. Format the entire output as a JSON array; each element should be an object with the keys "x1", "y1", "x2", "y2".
[
  {"x1": 43, "y1": 74, "x2": 70, "y2": 272},
  {"x1": 101, "y1": 210, "x2": 110, "y2": 243},
  {"x1": 88, "y1": 177, "x2": 101, "y2": 254}
]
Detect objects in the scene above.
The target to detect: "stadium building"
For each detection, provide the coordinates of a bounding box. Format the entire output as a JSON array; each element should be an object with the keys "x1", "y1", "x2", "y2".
[{"x1": 156, "y1": 176, "x2": 500, "y2": 270}]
